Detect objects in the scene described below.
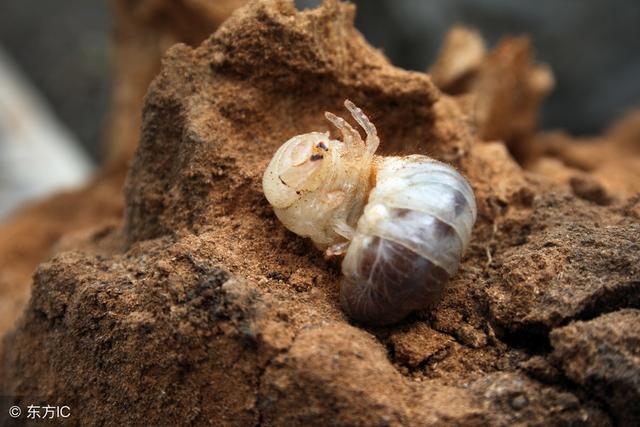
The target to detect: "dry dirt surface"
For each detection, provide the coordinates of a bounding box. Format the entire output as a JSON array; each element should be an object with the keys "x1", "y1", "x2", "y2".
[
  {"x1": 1, "y1": 1, "x2": 639, "y2": 426},
  {"x1": 0, "y1": 0, "x2": 243, "y2": 354},
  {"x1": 430, "y1": 25, "x2": 554, "y2": 164}
]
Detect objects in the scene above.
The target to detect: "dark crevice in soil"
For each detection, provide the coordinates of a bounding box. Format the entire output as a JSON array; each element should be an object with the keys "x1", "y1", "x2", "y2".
[
  {"x1": 574, "y1": 281, "x2": 640, "y2": 323},
  {"x1": 493, "y1": 322, "x2": 552, "y2": 355},
  {"x1": 490, "y1": 280, "x2": 640, "y2": 358}
]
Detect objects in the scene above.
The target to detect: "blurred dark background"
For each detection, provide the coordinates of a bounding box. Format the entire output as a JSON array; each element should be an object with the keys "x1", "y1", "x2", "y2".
[
  {"x1": 1, "y1": 0, "x2": 639, "y2": 161},
  {"x1": 0, "y1": 0, "x2": 111, "y2": 161}
]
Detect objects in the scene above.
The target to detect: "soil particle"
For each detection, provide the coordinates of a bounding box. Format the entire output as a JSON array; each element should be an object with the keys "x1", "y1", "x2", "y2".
[
  {"x1": 550, "y1": 309, "x2": 640, "y2": 426},
  {"x1": 388, "y1": 323, "x2": 454, "y2": 368}
]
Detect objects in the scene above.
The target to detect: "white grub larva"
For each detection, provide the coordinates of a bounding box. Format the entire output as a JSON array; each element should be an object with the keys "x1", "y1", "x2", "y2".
[{"x1": 263, "y1": 100, "x2": 477, "y2": 325}]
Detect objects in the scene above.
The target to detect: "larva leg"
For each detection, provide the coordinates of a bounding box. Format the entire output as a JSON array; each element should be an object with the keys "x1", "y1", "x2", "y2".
[
  {"x1": 326, "y1": 241, "x2": 350, "y2": 257},
  {"x1": 322, "y1": 190, "x2": 354, "y2": 237},
  {"x1": 328, "y1": 214, "x2": 355, "y2": 256},
  {"x1": 324, "y1": 111, "x2": 364, "y2": 151},
  {"x1": 344, "y1": 100, "x2": 379, "y2": 155},
  {"x1": 324, "y1": 214, "x2": 354, "y2": 256},
  {"x1": 332, "y1": 217, "x2": 355, "y2": 240}
]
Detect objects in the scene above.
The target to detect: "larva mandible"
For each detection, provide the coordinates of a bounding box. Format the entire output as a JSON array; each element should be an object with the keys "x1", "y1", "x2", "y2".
[{"x1": 263, "y1": 100, "x2": 477, "y2": 325}]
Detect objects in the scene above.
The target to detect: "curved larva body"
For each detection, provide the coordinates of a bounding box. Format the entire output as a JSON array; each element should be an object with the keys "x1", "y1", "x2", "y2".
[
  {"x1": 263, "y1": 101, "x2": 476, "y2": 325},
  {"x1": 341, "y1": 155, "x2": 476, "y2": 325}
]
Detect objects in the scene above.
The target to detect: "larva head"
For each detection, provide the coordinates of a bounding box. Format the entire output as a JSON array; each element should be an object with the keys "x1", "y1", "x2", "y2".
[
  {"x1": 263, "y1": 101, "x2": 380, "y2": 248},
  {"x1": 263, "y1": 100, "x2": 380, "y2": 211},
  {"x1": 262, "y1": 131, "x2": 334, "y2": 209}
]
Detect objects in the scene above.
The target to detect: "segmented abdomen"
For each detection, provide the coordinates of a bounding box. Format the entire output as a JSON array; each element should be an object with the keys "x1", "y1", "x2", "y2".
[{"x1": 341, "y1": 155, "x2": 477, "y2": 325}]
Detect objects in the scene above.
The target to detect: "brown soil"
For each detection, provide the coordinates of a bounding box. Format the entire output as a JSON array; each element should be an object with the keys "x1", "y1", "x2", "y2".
[
  {"x1": 430, "y1": 26, "x2": 554, "y2": 164},
  {"x1": 0, "y1": 0, "x2": 242, "y2": 353},
  {"x1": 530, "y1": 111, "x2": 640, "y2": 203},
  {"x1": 1, "y1": 1, "x2": 639, "y2": 426},
  {"x1": 0, "y1": 171, "x2": 124, "y2": 352},
  {"x1": 106, "y1": 0, "x2": 249, "y2": 167}
]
